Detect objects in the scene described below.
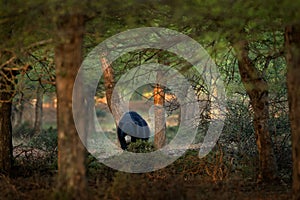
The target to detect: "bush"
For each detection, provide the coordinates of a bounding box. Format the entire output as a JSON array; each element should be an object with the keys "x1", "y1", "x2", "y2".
[
  {"x1": 87, "y1": 154, "x2": 117, "y2": 182},
  {"x1": 13, "y1": 122, "x2": 34, "y2": 139},
  {"x1": 96, "y1": 109, "x2": 106, "y2": 118},
  {"x1": 12, "y1": 127, "x2": 58, "y2": 175},
  {"x1": 104, "y1": 147, "x2": 234, "y2": 200},
  {"x1": 12, "y1": 127, "x2": 58, "y2": 173},
  {"x1": 127, "y1": 140, "x2": 155, "y2": 153},
  {"x1": 270, "y1": 114, "x2": 292, "y2": 181},
  {"x1": 28, "y1": 127, "x2": 57, "y2": 152}
]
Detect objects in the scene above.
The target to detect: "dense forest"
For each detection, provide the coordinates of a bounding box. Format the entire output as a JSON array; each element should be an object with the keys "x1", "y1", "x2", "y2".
[{"x1": 0, "y1": 0, "x2": 300, "y2": 199}]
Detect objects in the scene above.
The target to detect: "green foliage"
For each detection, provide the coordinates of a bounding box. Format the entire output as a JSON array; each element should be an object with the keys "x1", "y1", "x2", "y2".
[
  {"x1": 12, "y1": 127, "x2": 58, "y2": 175},
  {"x1": 270, "y1": 114, "x2": 292, "y2": 181},
  {"x1": 95, "y1": 109, "x2": 106, "y2": 118},
  {"x1": 12, "y1": 122, "x2": 34, "y2": 139},
  {"x1": 165, "y1": 126, "x2": 178, "y2": 140},
  {"x1": 220, "y1": 96, "x2": 292, "y2": 180},
  {"x1": 127, "y1": 140, "x2": 155, "y2": 153},
  {"x1": 221, "y1": 99, "x2": 255, "y2": 154},
  {"x1": 12, "y1": 129, "x2": 58, "y2": 176},
  {"x1": 28, "y1": 127, "x2": 57, "y2": 152}
]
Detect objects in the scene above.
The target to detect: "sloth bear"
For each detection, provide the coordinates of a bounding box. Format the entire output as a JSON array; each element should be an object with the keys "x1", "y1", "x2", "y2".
[{"x1": 117, "y1": 111, "x2": 150, "y2": 150}]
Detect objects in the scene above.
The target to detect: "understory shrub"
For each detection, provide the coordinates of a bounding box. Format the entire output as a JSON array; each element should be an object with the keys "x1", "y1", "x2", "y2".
[
  {"x1": 13, "y1": 122, "x2": 34, "y2": 139},
  {"x1": 28, "y1": 127, "x2": 57, "y2": 152},
  {"x1": 127, "y1": 140, "x2": 156, "y2": 153}
]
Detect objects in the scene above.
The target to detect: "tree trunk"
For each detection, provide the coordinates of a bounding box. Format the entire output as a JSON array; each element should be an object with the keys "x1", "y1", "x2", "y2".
[
  {"x1": 154, "y1": 70, "x2": 166, "y2": 149},
  {"x1": 285, "y1": 24, "x2": 300, "y2": 200},
  {"x1": 54, "y1": 14, "x2": 87, "y2": 199},
  {"x1": 233, "y1": 40, "x2": 277, "y2": 182},
  {"x1": 14, "y1": 93, "x2": 24, "y2": 127},
  {"x1": 100, "y1": 54, "x2": 122, "y2": 124},
  {"x1": 12, "y1": 92, "x2": 24, "y2": 128},
  {"x1": 0, "y1": 86, "x2": 13, "y2": 175},
  {"x1": 86, "y1": 96, "x2": 96, "y2": 136},
  {"x1": 0, "y1": 71, "x2": 14, "y2": 175},
  {"x1": 34, "y1": 83, "x2": 43, "y2": 135}
]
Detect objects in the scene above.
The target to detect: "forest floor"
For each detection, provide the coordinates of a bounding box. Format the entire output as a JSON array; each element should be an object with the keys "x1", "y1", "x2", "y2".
[
  {"x1": 0, "y1": 170, "x2": 291, "y2": 200},
  {"x1": 0, "y1": 147, "x2": 292, "y2": 200}
]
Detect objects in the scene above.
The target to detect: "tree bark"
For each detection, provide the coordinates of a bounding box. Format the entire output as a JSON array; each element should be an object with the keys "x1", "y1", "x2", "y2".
[
  {"x1": 34, "y1": 83, "x2": 43, "y2": 135},
  {"x1": 0, "y1": 73, "x2": 13, "y2": 175},
  {"x1": 100, "y1": 54, "x2": 122, "y2": 124},
  {"x1": 233, "y1": 40, "x2": 277, "y2": 182},
  {"x1": 285, "y1": 24, "x2": 300, "y2": 200},
  {"x1": 55, "y1": 14, "x2": 87, "y2": 199},
  {"x1": 13, "y1": 92, "x2": 24, "y2": 127},
  {"x1": 154, "y1": 70, "x2": 166, "y2": 149}
]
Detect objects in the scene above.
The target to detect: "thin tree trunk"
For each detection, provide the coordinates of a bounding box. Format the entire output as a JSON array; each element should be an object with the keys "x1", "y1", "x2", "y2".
[
  {"x1": 285, "y1": 24, "x2": 300, "y2": 200},
  {"x1": 100, "y1": 54, "x2": 122, "y2": 124},
  {"x1": 87, "y1": 96, "x2": 96, "y2": 135},
  {"x1": 55, "y1": 14, "x2": 87, "y2": 199},
  {"x1": 233, "y1": 39, "x2": 277, "y2": 182},
  {"x1": 12, "y1": 92, "x2": 24, "y2": 128},
  {"x1": 34, "y1": 83, "x2": 43, "y2": 135},
  {"x1": 14, "y1": 93, "x2": 24, "y2": 127},
  {"x1": 154, "y1": 70, "x2": 166, "y2": 149}
]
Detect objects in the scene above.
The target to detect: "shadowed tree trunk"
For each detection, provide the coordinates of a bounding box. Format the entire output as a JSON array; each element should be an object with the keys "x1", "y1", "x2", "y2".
[
  {"x1": 0, "y1": 72, "x2": 14, "y2": 175},
  {"x1": 233, "y1": 39, "x2": 277, "y2": 182},
  {"x1": 0, "y1": 1, "x2": 15, "y2": 175},
  {"x1": 154, "y1": 70, "x2": 166, "y2": 149},
  {"x1": 0, "y1": 49, "x2": 19, "y2": 175},
  {"x1": 54, "y1": 14, "x2": 87, "y2": 199},
  {"x1": 285, "y1": 24, "x2": 300, "y2": 200}
]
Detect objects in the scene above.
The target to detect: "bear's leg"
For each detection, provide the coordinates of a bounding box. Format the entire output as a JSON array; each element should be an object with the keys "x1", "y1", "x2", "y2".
[
  {"x1": 117, "y1": 127, "x2": 128, "y2": 150},
  {"x1": 131, "y1": 136, "x2": 137, "y2": 143}
]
